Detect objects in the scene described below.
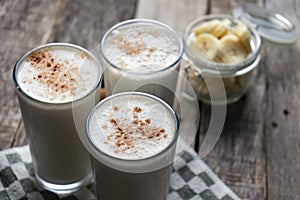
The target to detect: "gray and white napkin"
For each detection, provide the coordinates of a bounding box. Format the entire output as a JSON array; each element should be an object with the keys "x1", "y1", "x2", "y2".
[{"x1": 0, "y1": 145, "x2": 240, "y2": 200}]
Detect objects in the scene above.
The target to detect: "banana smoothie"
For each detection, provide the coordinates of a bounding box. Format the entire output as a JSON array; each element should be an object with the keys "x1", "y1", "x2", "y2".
[
  {"x1": 86, "y1": 92, "x2": 179, "y2": 200},
  {"x1": 13, "y1": 43, "x2": 102, "y2": 193},
  {"x1": 101, "y1": 19, "x2": 183, "y2": 105}
]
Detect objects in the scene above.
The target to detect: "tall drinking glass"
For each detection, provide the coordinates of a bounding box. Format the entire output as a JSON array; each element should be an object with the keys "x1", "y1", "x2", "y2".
[
  {"x1": 100, "y1": 19, "x2": 184, "y2": 105},
  {"x1": 86, "y1": 92, "x2": 179, "y2": 200},
  {"x1": 13, "y1": 43, "x2": 102, "y2": 193}
]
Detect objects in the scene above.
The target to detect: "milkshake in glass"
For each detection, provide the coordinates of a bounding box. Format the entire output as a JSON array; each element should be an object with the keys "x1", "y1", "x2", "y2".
[
  {"x1": 13, "y1": 43, "x2": 102, "y2": 193},
  {"x1": 100, "y1": 19, "x2": 184, "y2": 105},
  {"x1": 86, "y1": 92, "x2": 179, "y2": 200}
]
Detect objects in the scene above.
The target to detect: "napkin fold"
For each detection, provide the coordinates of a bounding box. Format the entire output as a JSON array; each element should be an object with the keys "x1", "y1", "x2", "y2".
[{"x1": 0, "y1": 145, "x2": 240, "y2": 200}]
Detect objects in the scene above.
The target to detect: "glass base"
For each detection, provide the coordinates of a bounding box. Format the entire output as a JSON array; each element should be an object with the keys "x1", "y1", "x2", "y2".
[{"x1": 35, "y1": 173, "x2": 92, "y2": 194}]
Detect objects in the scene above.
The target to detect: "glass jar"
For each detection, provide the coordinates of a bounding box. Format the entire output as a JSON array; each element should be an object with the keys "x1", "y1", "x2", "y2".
[{"x1": 184, "y1": 14, "x2": 261, "y2": 104}]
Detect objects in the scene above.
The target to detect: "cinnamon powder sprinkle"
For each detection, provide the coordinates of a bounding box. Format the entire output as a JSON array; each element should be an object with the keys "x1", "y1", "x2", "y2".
[
  {"x1": 133, "y1": 106, "x2": 142, "y2": 113},
  {"x1": 149, "y1": 47, "x2": 155, "y2": 53},
  {"x1": 105, "y1": 105, "x2": 169, "y2": 154},
  {"x1": 26, "y1": 50, "x2": 78, "y2": 98},
  {"x1": 113, "y1": 106, "x2": 119, "y2": 111},
  {"x1": 132, "y1": 119, "x2": 139, "y2": 125},
  {"x1": 110, "y1": 118, "x2": 118, "y2": 125},
  {"x1": 102, "y1": 124, "x2": 108, "y2": 129}
]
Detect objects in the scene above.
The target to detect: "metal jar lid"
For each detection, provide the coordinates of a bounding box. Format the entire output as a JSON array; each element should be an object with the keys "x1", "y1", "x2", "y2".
[{"x1": 233, "y1": 4, "x2": 297, "y2": 44}]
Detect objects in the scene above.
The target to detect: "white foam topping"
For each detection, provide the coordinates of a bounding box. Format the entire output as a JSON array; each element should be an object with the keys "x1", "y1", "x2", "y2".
[
  {"x1": 17, "y1": 46, "x2": 100, "y2": 103},
  {"x1": 88, "y1": 94, "x2": 177, "y2": 160},
  {"x1": 103, "y1": 25, "x2": 180, "y2": 73}
]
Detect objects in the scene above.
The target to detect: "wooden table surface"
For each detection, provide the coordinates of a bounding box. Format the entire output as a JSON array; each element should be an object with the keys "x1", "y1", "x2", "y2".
[{"x1": 1, "y1": 0, "x2": 299, "y2": 199}]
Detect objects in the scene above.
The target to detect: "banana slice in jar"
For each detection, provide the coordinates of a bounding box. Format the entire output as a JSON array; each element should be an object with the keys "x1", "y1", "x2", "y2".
[
  {"x1": 219, "y1": 34, "x2": 248, "y2": 63},
  {"x1": 211, "y1": 22, "x2": 230, "y2": 39},
  {"x1": 191, "y1": 18, "x2": 251, "y2": 63},
  {"x1": 194, "y1": 19, "x2": 221, "y2": 36},
  {"x1": 194, "y1": 19, "x2": 230, "y2": 39},
  {"x1": 232, "y1": 22, "x2": 251, "y2": 53},
  {"x1": 192, "y1": 33, "x2": 220, "y2": 61},
  {"x1": 221, "y1": 18, "x2": 231, "y2": 27}
]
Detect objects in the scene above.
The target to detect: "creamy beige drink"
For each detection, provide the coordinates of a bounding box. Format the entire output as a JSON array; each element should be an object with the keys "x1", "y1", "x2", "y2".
[
  {"x1": 86, "y1": 92, "x2": 179, "y2": 200},
  {"x1": 13, "y1": 43, "x2": 102, "y2": 193},
  {"x1": 101, "y1": 19, "x2": 183, "y2": 105}
]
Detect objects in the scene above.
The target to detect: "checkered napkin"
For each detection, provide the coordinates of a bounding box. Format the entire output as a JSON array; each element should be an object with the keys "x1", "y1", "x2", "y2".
[{"x1": 0, "y1": 145, "x2": 240, "y2": 200}]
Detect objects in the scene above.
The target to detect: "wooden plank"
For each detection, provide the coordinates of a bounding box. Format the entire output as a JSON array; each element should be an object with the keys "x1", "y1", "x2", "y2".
[
  {"x1": 135, "y1": 0, "x2": 208, "y2": 33},
  {"x1": 11, "y1": 121, "x2": 27, "y2": 148},
  {"x1": 53, "y1": 0, "x2": 137, "y2": 50},
  {"x1": 199, "y1": 0, "x2": 267, "y2": 199},
  {"x1": 0, "y1": 0, "x2": 62, "y2": 150},
  {"x1": 264, "y1": 0, "x2": 300, "y2": 199},
  {"x1": 210, "y1": 0, "x2": 262, "y2": 14}
]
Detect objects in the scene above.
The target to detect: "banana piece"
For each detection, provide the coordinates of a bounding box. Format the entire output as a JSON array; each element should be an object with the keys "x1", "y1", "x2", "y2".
[
  {"x1": 213, "y1": 51, "x2": 223, "y2": 63},
  {"x1": 221, "y1": 18, "x2": 231, "y2": 27},
  {"x1": 232, "y1": 22, "x2": 251, "y2": 53},
  {"x1": 194, "y1": 19, "x2": 230, "y2": 39},
  {"x1": 193, "y1": 33, "x2": 219, "y2": 61},
  {"x1": 191, "y1": 19, "x2": 251, "y2": 63},
  {"x1": 188, "y1": 35, "x2": 203, "y2": 56},
  {"x1": 211, "y1": 22, "x2": 229, "y2": 39},
  {"x1": 219, "y1": 34, "x2": 248, "y2": 63},
  {"x1": 194, "y1": 19, "x2": 220, "y2": 36}
]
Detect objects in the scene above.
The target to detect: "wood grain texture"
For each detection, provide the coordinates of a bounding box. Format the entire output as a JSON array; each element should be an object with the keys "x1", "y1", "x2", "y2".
[
  {"x1": 264, "y1": 0, "x2": 300, "y2": 199},
  {"x1": 0, "y1": 0, "x2": 61, "y2": 149},
  {"x1": 135, "y1": 0, "x2": 208, "y2": 33},
  {"x1": 199, "y1": 0, "x2": 267, "y2": 199},
  {"x1": 53, "y1": 0, "x2": 137, "y2": 50},
  {"x1": 210, "y1": 0, "x2": 262, "y2": 14}
]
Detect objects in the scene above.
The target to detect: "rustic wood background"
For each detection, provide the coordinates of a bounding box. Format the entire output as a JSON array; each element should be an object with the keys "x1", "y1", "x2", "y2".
[{"x1": 1, "y1": 0, "x2": 299, "y2": 199}]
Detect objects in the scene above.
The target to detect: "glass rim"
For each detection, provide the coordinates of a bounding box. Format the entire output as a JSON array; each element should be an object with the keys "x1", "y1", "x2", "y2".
[
  {"x1": 12, "y1": 42, "x2": 103, "y2": 105},
  {"x1": 184, "y1": 14, "x2": 262, "y2": 75},
  {"x1": 100, "y1": 18, "x2": 184, "y2": 75},
  {"x1": 85, "y1": 91, "x2": 180, "y2": 163}
]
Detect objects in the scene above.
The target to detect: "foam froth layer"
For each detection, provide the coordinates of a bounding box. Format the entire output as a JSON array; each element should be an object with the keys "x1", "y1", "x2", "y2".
[
  {"x1": 103, "y1": 25, "x2": 181, "y2": 73},
  {"x1": 17, "y1": 45, "x2": 100, "y2": 103},
  {"x1": 88, "y1": 94, "x2": 177, "y2": 160}
]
